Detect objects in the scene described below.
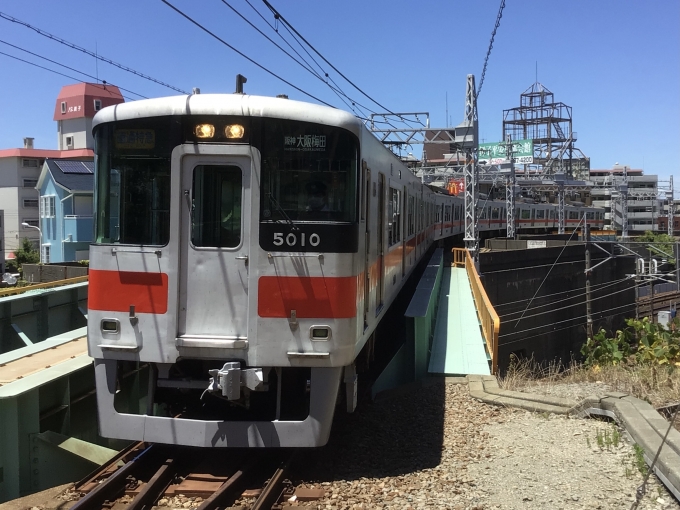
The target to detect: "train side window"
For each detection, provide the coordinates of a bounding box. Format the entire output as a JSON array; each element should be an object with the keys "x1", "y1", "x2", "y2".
[
  {"x1": 521, "y1": 209, "x2": 530, "y2": 219},
  {"x1": 536, "y1": 209, "x2": 545, "y2": 220},
  {"x1": 407, "y1": 195, "x2": 415, "y2": 236},
  {"x1": 388, "y1": 187, "x2": 401, "y2": 246},
  {"x1": 191, "y1": 165, "x2": 242, "y2": 248}
]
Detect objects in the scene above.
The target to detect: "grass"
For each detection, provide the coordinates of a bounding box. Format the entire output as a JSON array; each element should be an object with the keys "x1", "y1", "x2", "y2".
[{"x1": 497, "y1": 355, "x2": 680, "y2": 408}]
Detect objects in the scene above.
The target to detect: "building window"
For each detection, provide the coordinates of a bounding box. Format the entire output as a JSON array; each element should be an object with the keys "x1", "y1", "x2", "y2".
[
  {"x1": 23, "y1": 199, "x2": 39, "y2": 208},
  {"x1": 61, "y1": 101, "x2": 67, "y2": 114},
  {"x1": 23, "y1": 219, "x2": 39, "y2": 228},
  {"x1": 23, "y1": 178, "x2": 38, "y2": 188},
  {"x1": 41, "y1": 244, "x2": 51, "y2": 264},
  {"x1": 94, "y1": 99, "x2": 102, "y2": 111},
  {"x1": 22, "y1": 159, "x2": 39, "y2": 168},
  {"x1": 66, "y1": 136, "x2": 74, "y2": 148},
  {"x1": 40, "y1": 196, "x2": 55, "y2": 217}
]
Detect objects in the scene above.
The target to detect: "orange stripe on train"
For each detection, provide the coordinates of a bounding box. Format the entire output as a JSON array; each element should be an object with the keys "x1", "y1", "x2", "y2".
[
  {"x1": 258, "y1": 276, "x2": 358, "y2": 319},
  {"x1": 89, "y1": 269, "x2": 169, "y2": 314}
]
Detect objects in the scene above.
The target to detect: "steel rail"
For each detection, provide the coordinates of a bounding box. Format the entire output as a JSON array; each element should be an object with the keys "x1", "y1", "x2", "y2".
[
  {"x1": 127, "y1": 458, "x2": 177, "y2": 510},
  {"x1": 70, "y1": 443, "x2": 155, "y2": 510},
  {"x1": 251, "y1": 453, "x2": 295, "y2": 510}
]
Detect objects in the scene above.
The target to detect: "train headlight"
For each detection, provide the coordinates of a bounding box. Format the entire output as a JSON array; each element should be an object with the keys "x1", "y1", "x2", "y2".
[
  {"x1": 310, "y1": 326, "x2": 331, "y2": 341},
  {"x1": 195, "y1": 124, "x2": 215, "y2": 139},
  {"x1": 225, "y1": 124, "x2": 245, "y2": 139}
]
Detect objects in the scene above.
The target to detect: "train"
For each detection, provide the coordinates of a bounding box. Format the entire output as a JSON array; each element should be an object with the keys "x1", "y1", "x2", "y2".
[{"x1": 87, "y1": 92, "x2": 604, "y2": 447}]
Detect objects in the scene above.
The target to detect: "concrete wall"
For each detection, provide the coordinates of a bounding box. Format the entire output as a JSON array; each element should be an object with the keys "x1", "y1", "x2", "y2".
[
  {"x1": 59, "y1": 117, "x2": 92, "y2": 150},
  {"x1": 22, "y1": 264, "x2": 88, "y2": 284},
  {"x1": 480, "y1": 244, "x2": 636, "y2": 373}
]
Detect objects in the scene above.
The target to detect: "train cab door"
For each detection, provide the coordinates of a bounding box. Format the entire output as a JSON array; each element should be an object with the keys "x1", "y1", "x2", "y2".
[{"x1": 176, "y1": 146, "x2": 252, "y2": 342}]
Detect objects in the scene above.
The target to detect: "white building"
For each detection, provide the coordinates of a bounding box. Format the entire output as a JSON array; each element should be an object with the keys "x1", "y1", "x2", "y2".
[{"x1": 589, "y1": 165, "x2": 661, "y2": 232}]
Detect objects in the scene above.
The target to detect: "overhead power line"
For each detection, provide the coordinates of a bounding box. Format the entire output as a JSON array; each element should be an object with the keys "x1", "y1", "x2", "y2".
[
  {"x1": 0, "y1": 50, "x2": 136, "y2": 101},
  {"x1": 260, "y1": 0, "x2": 401, "y2": 118},
  {"x1": 0, "y1": 11, "x2": 188, "y2": 94},
  {"x1": 160, "y1": 0, "x2": 334, "y2": 107},
  {"x1": 218, "y1": 0, "x2": 368, "y2": 117},
  {"x1": 0, "y1": 39, "x2": 146, "y2": 99},
  {"x1": 476, "y1": 0, "x2": 506, "y2": 98}
]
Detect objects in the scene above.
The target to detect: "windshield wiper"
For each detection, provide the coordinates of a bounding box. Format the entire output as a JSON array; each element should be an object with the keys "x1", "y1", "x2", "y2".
[{"x1": 266, "y1": 192, "x2": 299, "y2": 231}]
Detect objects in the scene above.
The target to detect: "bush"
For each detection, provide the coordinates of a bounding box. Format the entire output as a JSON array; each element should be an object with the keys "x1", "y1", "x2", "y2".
[{"x1": 581, "y1": 317, "x2": 680, "y2": 367}]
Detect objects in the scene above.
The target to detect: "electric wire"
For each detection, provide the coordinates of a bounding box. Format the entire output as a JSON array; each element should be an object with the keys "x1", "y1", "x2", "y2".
[
  {"x1": 476, "y1": 0, "x2": 506, "y2": 98},
  {"x1": 161, "y1": 0, "x2": 334, "y2": 108},
  {"x1": 0, "y1": 39, "x2": 146, "y2": 99},
  {"x1": 241, "y1": 0, "x2": 374, "y2": 120},
  {"x1": 260, "y1": 0, "x2": 403, "y2": 119},
  {"x1": 513, "y1": 215, "x2": 585, "y2": 327},
  {"x1": 0, "y1": 51, "x2": 137, "y2": 102},
  {"x1": 219, "y1": 0, "x2": 368, "y2": 118},
  {"x1": 0, "y1": 11, "x2": 188, "y2": 94},
  {"x1": 499, "y1": 280, "x2": 643, "y2": 323},
  {"x1": 498, "y1": 305, "x2": 638, "y2": 346},
  {"x1": 499, "y1": 301, "x2": 638, "y2": 342},
  {"x1": 494, "y1": 275, "x2": 635, "y2": 309}
]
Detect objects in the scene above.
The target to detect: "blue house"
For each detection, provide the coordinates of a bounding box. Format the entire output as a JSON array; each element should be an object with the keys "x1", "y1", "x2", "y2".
[{"x1": 36, "y1": 159, "x2": 94, "y2": 263}]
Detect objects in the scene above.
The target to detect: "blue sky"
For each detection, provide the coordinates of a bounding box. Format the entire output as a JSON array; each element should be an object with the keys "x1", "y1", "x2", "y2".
[{"x1": 0, "y1": 0, "x2": 677, "y2": 187}]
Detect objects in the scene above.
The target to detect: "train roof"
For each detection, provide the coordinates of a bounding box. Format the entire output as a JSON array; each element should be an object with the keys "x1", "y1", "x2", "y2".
[{"x1": 92, "y1": 94, "x2": 363, "y2": 138}]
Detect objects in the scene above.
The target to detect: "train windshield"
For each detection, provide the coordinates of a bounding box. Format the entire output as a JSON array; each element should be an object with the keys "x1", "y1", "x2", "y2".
[
  {"x1": 94, "y1": 119, "x2": 177, "y2": 245},
  {"x1": 260, "y1": 120, "x2": 358, "y2": 223}
]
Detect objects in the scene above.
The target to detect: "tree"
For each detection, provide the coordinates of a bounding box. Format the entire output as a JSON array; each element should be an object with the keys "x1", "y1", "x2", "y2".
[
  {"x1": 12, "y1": 237, "x2": 40, "y2": 268},
  {"x1": 637, "y1": 231, "x2": 676, "y2": 267}
]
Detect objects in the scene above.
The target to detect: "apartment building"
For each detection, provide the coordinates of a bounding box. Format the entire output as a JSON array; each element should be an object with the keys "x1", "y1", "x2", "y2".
[{"x1": 589, "y1": 164, "x2": 661, "y2": 233}]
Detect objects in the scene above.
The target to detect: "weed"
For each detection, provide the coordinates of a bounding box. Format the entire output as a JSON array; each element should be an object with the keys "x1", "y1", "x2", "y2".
[
  {"x1": 586, "y1": 436, "x2": 591, "y2": 448},
  {"x1": 633, "y1": 444, "x2": 648, "y2": 476}
]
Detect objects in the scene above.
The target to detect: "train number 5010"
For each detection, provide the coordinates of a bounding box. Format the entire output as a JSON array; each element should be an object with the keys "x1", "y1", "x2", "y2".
[{"x1": 273, "y1": 232, "x2": 321, "y2": 247}]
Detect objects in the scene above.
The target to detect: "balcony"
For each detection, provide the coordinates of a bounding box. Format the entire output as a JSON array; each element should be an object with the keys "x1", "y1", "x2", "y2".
[{"x1": 63, "y1": 215, "x2": 93, "y2": 243}]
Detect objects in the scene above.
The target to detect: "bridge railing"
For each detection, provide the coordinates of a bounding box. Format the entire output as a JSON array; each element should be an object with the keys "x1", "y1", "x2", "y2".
[
  {"x1": 0, "y1": 275, "x2": 89, "y2": 298},
  {"x1": 452, "y1": 248, "x2": 499, "y2": 374}
]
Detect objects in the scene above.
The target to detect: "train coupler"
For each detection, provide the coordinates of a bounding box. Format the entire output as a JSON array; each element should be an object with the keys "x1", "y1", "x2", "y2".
[{"x1": 206, "y1": 363, "x2": 267, "y2": 400}]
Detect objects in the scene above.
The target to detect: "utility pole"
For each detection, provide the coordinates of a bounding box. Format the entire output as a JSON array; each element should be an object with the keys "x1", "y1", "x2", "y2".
[{"x1": 584, "y1": 221, "x2": 593, "y2": 338}]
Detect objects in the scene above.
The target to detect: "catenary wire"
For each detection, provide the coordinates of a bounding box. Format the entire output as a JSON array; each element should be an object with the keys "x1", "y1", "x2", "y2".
[
  {"x1": 0, "y1": 51, "x2": 137, "y2": 101},
  {"x1": 0, "y1": 11, "x2": 188, "y2": 94},
  {"x1": 0, "y1": 39, "x2": 146, "y2": 99},
  {"x1": 218, "y1": 0, "x2": 368, "y2": 118},
  {"x1": 161, "y1": 0, "x2": 335, "y2": 108},
  {"x1": 476, "y1": 0, "x2": 506, "y2": 98},
  {"x1": 260, "y1": 0, "x2": 405, "y2": 119},
  {"x1": 240, "y1": 0, "x2": 377, "y2": 121}
]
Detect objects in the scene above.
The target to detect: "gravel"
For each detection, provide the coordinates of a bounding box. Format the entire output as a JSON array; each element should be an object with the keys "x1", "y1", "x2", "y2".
[{"x1": 290, "y1": 381, "x2": 680, "y2": 509}]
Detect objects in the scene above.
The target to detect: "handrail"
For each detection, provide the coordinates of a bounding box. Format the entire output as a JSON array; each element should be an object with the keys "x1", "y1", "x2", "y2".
[
  {"x1": 451, "y1": 248, "x2": 499, "y2": 374},
  {"x1": 0, "y1": 275, "x2": 89, "y2": 298}
]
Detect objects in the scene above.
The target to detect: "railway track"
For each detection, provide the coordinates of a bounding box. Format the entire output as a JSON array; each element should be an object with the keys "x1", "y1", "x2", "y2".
[{"x1": 67, "y1": 442, "x2": 323, "y2": 510}]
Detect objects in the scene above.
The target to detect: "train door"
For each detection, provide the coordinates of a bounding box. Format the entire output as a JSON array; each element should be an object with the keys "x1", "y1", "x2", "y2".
[
  {"x1": 177, "y1": 148, "x2": 251, "y2": 340},
  {"x1": 440, "y1": 203, "x2": 444, "y2": 236},
  {"x1": 363, "y1": 166, "x2": 371, "y2": 330},
  {"x1": 377, "y1": 173, "x2": 385, "y2": 311}
]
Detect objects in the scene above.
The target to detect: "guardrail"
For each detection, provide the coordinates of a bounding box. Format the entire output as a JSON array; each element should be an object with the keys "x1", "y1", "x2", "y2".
[
  {"x1": 0, "y1": 275, "x2": 89, "y2": 298},
  {"x1": 452, "y1": 248, "x2": 499, "y2": 374}
]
